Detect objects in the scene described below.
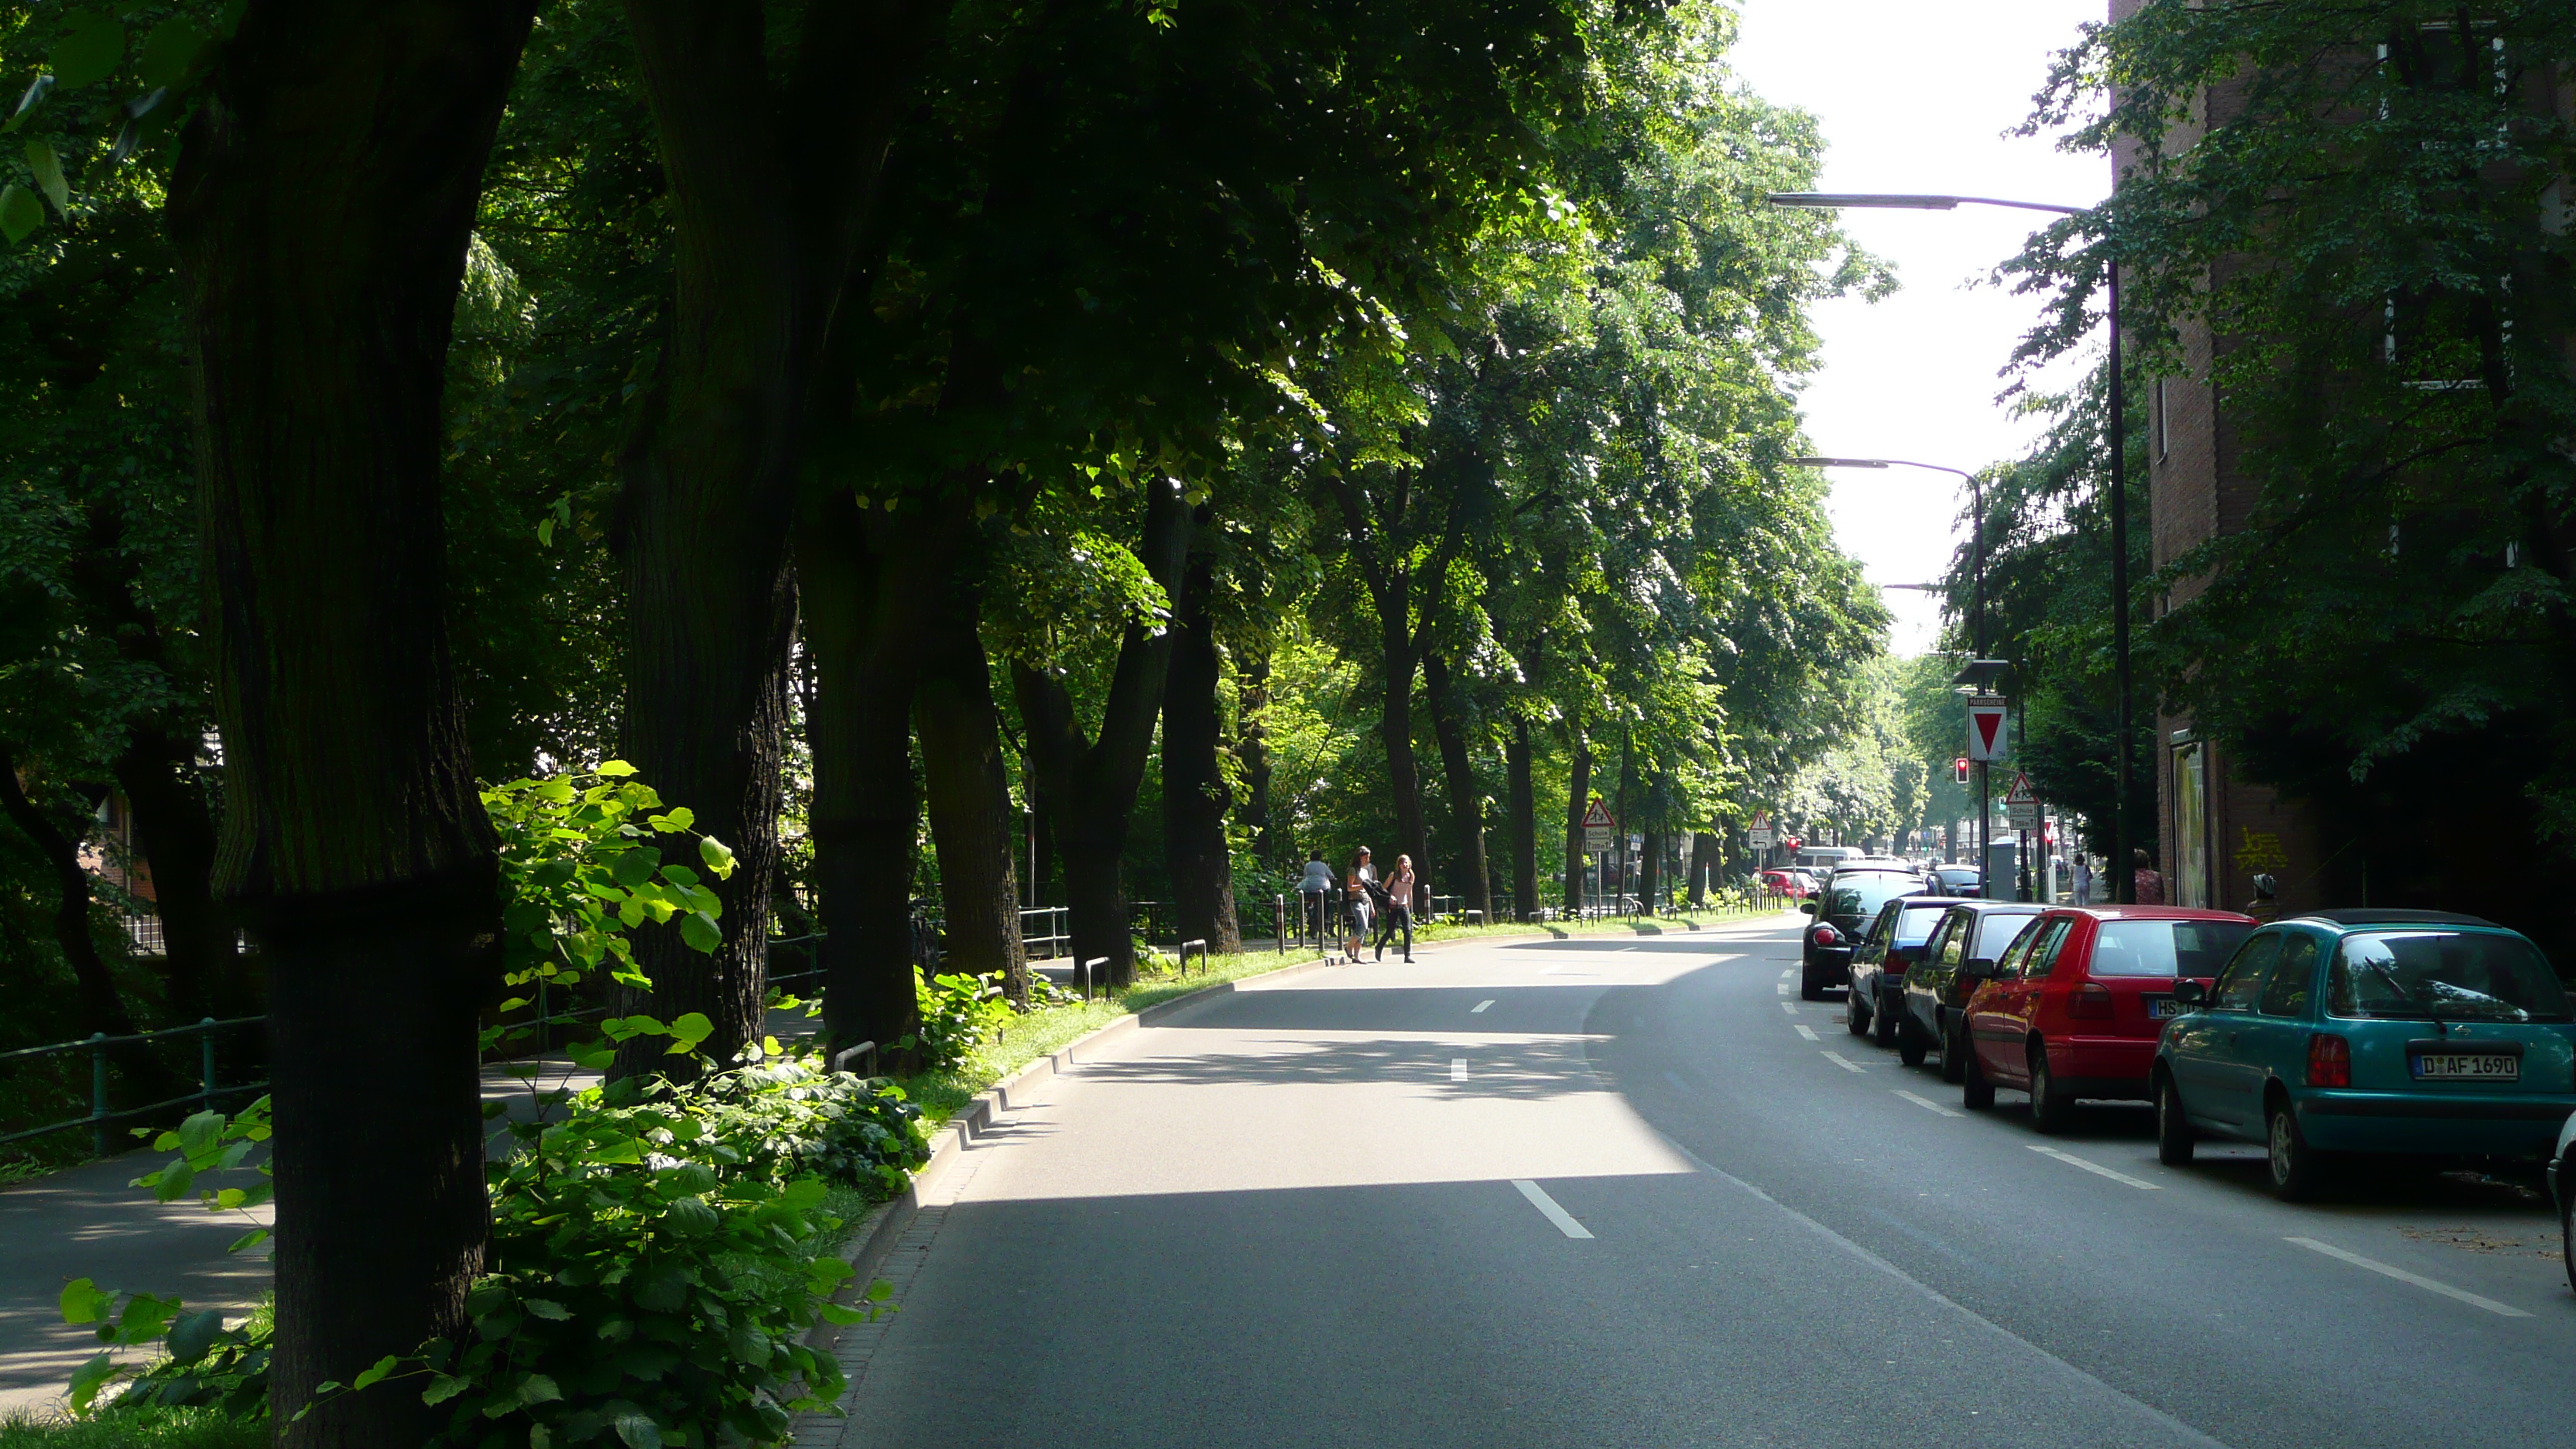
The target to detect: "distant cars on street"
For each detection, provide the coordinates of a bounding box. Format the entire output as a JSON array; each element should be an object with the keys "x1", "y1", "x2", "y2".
[
  {"x1": 1757, "y1": 868, "x2": 1810, "y2": 899},
  {"x1": 1930, "y1": 863, "x2": 1982, "y2": 896},
  {"x1": 2153, "y1": 909, "x2": 2576, "y2": 1200},
  {"x1": 1800, "y1": 868, "x2": 1930, "y2": 999},
  {"x1": 1847, "y1": 896, "x2": 1965, "y2": 1047},
  {"x1": 1954, "y1": 907, "x2": 2255, "y2": 1129}
]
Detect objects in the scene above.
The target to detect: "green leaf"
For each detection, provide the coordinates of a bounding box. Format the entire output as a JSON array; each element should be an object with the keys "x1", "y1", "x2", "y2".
[
  {"x1": 421, "y1": 1372, "x2": 471, "y2": 1406},
  {"x1": 152, "y1": 1161, "x2": 194, "y2": 1202},
  {"x1": 517, "y1": 1372, "x2": 562, "y2": 1406},
  {"x1": 678, "y1": 911, "x2": 721, "y2": 954},
  {"x1": 697, "y1": 835, "x2": 736, "y2": 879},
  {"x1": 48, "y1": 12, "x2": 126, "y2": 89},
  {"x1": 165, "y1": 1309, "x2": 224, "y2": 1365},
  {"x1": 536, "y1": 516, "x2": 556, "y2": 546},
  {"x1": 57, "y1": 1279, "x2": 112, "y2": 1326},
  {"x1": 66, "y1": 1351, "x2": 122, "y2": 1415},
  {"x1": 817, "y1": 1301, "x2": 870, "y2": 1325},
  {"x1": 648, "y1": 807, "x2": 695, "y2": 832},
  {"x1": 666, "y1": 1012, "x2": 714, "y2": 1049},
  {"x1": 24, "y1": 139, "x2": 67, "y2": 214},
  {"x1": 0, "y1": 184, "x2": 44, "y2": 244},
  {"x1": 596, "y1": 759, "x2": 639, "y2": 777},
  {"x1": 225, "y1": 1228, "x2": 269, "y2": 1255},
  {"x1": 137, "y1": 17, "x2": 204, "y2": 89},
  {"x1": 351, "y1": 1355, "x2": 399, "y2": 1392},
  {"x1": 614, "y1": 1411, "x2": 664, "y2": 1448},
  {"x1": 176, "y1": 1109, "x2": 224, "y2": 1160}
]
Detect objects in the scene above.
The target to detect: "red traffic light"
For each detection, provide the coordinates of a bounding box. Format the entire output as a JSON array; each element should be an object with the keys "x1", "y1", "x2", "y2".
[{"x1": 1952, "y1": 758, "x2": 1971, "y2": 785}]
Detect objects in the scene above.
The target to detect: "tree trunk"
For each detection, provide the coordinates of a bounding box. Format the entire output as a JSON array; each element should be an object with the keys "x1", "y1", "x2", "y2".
[
  {"x1": 1560, "y1": 730, "x2": 1591, "y2": 915},
  {"x1": 109, "y1": 731, "x2": 242, "y2": 1024},
  {"x1": 0, "y1": 749, "x2": 173, "y2": 1092},
  {"x1": 1235, "y1": 649, "x2": 1275, "y2": 869},
  {"x1": 1012, "y1": 479, "x2": 1190, "y2": 990},
  {"x1": 1420, "y1": 651, "x2": 1489, "y2": 924},
  {"x1": 1163, "y1": 522, "x2": 1241, "y2": 954},
  {"x1": 1639, "y1": 828, "x2": 1663, "y2": 912},
  {"x1": 1507, "y1": 718, "x2": 1537, "y2": 923},
  {"x1": 1379, "y1": 614, "x2": 1430, "y2": 913},
  {"x1": 916, "y1": 591, "x2": 1029, "y2": 1001},
  {"x1": 1690, "y1": 831, "x2": 1719, "y2": 906},
  {"x1": 166, "y1": 5, "x2": 526, "y2": 1440}
]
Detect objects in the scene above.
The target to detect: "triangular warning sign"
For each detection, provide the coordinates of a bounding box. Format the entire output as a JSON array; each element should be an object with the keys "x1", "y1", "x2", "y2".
[
  {"x1": 1581, "y1": 797, "x2": 1616, "y2": 828},
  {"x1": 2006, "y1": 771, "x2": 2035, "y2": 803}
]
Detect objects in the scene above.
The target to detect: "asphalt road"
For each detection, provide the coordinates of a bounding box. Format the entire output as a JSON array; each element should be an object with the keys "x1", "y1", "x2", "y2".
[{"x1": 825, "y1": 916, "x2": 2576, "y2": 1448}]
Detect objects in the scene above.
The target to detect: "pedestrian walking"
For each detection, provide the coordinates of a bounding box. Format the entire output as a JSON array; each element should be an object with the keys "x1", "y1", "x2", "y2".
[
  {"x1": 2132, "y1": 848, "x2": 2165, "y2": 905},
  {"x1": 1374, "y1": 854, "x2": 1417, "y2": 961},
  {"x1": 2073, "y1": 854, "x2": 2092, "y2": 905},
  {"x1": 1345, "y1": 847, "x2": 1377, "y2": 959},
  {"x1": 1297, "y1": 850, "x2": 1334, "y2": 946}
]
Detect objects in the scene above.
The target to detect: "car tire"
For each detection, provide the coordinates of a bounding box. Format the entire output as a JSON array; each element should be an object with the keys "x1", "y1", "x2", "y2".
[
  {"x1": 1961, "y1": 1029, "x2": 1996, "y2": 1112},
  {"x1": 1846, "y1": 987, "x2": 1871, "y2": 1036},
  {"x1": 2561, "y1": 1177, "x2": 2576, "y2": 1297},
  {"x1": 2029, "y1": 1043, "x2": 2075, "y2": 1133},
  {"x1": 2267, "y1": 1094, "x2": 2328, "y2": 1202},
  {"x1": 1896, "y1": 1012, "x2": 1927, "y2": 1067},
  {"x1": 1872, "y1": 992, "x2": 1900, "y2": 1049},
  {"x1": 2155, "y1": 1072, "x2": 2195, "y2": 1166},
  {"x1": 1939, "y1": 1014, "x2": 1967, "y2": 1085}
]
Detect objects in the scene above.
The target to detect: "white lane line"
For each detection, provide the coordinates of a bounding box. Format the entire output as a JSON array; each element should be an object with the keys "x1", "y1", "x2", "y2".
[
  {"x1": 1451, "y1": 1058, "x2": 1468, "y2": 1082},
  {"x1": 1894, "y1": 1089, "x2": 1961, "y2": 1118},
  {"x1": 2026, "y1": 1144, "x2": 2160, "y2": 1190},
  {"x1": 2286, "y1": 1237, "x2": 2532, "y2": 1318},
  {"x1": 1821, "y1": 1052, "x2": 1868, "y2": 1074},
  {"x1": 1512, "y1": 1179, "x2": 1595, "y2": 1239},
  {"x1": 1779, "y1": 968, "x2": 1793, "y2": 980},
  {"x1": 1775, "y1": 982, "x2": 1790, "y2": 995},
  {"x1": 1780, "y1": 1001, "x2": 1798, "y2": 1016},
  {"x1": 1471, "y1": 999, "x2": 1495, "y2": 1013},
  {"x1": 1793, "y1": 1025, "x2": 1821, "y2": 1042}
]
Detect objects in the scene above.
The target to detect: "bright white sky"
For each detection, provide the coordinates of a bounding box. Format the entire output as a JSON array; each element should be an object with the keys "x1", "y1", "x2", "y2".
[{"x1": 1730, "y1": 0, "x2": 2108, "y2": 656}]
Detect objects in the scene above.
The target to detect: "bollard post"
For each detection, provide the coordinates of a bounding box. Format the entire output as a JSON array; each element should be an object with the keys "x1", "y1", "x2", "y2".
[
  {"x1": 88, "y1": 1033, "x2": 109, "y2": 1157},
  {"x1": 199, "y1": 1018, "x2": 218, "y2": 1112},
  {"x1": 1081, "y1": 956, "x2": 1108, "y2": 1003},
  {"x1": 1275, "y1": 895, "x2": 1286, "y2": 955},
  {"x1": 1180, "y1": 939, "x2": 1208, "y2": 977}
]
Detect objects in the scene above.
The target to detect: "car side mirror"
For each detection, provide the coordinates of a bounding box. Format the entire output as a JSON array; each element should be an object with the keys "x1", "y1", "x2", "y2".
[
  {"x1": 2170, "y1": 978, "x2": 2207, "y2": 1008},
  {"x1": 1960, "y1": 957, "x2": 1996, "y2": 981},
  {"x1": 1799, "y1": 902, "x2": 1817, "y2": 915}
]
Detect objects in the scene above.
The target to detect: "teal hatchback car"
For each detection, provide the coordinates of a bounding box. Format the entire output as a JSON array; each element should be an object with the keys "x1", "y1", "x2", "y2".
[{"x1": 2153, "y1": 909, "x2": 2576, "y2": 1200}]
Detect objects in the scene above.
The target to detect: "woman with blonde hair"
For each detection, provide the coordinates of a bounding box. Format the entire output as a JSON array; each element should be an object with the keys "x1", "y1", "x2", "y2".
[{"x1": 1375, "y1": 854, "x2": 1417, "y2": 961}]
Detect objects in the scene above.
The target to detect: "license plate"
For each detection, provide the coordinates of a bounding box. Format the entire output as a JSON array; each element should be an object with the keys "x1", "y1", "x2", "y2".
[
  {"x1": 2146, "y1": 996, "x2": 2183, "y2": 1019},
  {"x1": 2412, "y1": 1053, "x2": 2519, "y2": 1081}
]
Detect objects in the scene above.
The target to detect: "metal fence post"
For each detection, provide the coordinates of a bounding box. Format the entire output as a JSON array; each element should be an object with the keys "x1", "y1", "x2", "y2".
[
  {"x1": 87, "y1": 1033, "x2": 109, "y2": 1157},
  {"x1": 198, "y1": 1018, "x2": 217, "y2": 1112}
]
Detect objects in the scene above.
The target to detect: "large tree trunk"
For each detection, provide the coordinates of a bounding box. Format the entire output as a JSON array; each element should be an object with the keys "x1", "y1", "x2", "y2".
[
  {"x1": 916, "y1": 590, "x2": 1030, "y2": 1000},
  {"x1": 110, "y1": 731, "x2": 242, "y2": 1024},
  {"x1": 1639, "y1": 828, "x2": 1663, "y2": 912},
  {"x1": 1235, "y1": 649, "x2": 1275, "y2": 868},
  {"x1": 1690, "y1": 831, "x2": 1719, "y2": 906},
  {"x1": 166, "y1": 5, "x2": 526, "y2": 1440},
  {"x1": 1163, "y1": 522, "x2": 1240, "y2": 954},
  {"x1": 0, "y1": 750, "x2": 170, "y2": 1081},
  {"x1": 1507, "y1": 718, "x2": 1537, "y2": 923},
  {"x1": 1420, "y1": 650, "x2": 1489, "y2": 924},
  {"x1": 1560, "y1": 729, "x2": 1591, "y2": 915},
  {"x1": 1013, "y1": 479, "x2": 1190, "y2": 990},
  {"x1": 1379, "y1": 615, "x2": 1430, "y2": 914},
  {"x1": 615, "y1": 0, "x2": 927, "y2": 1078}
]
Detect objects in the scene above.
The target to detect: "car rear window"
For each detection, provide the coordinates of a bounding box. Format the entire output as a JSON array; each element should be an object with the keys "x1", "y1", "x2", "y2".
[
  {"x1": 2087, "y1": 920, "x2": 2256, "y2": 978},
  {"x1": 1971, "y1": 910, "x2": 2041, "y2": 960},
  {"x1": 1894, "y1": 905, "x2": 1948, "y2": 947},
  {"x1": 2328, "y1": 930, "x2": 2571, "y2": 1023},
  {"x1": 1825, "y1": 875, "x2": 1920, "y2": 921}
]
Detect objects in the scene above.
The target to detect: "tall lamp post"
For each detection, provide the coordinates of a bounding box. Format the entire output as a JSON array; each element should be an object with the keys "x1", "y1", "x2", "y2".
[
  {"x1": 1769, "y1": 191, "x2": 2133, "y2": 904},
  {"x1": 1794, "y1": 457, "x2": 2002, "y2": 893}
]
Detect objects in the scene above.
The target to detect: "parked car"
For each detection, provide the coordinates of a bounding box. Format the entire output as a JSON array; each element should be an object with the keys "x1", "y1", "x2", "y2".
[
  {"x1": 2154, "y1": 909, "x2": 2576, "y2": 1201},
  {"x1": 1848, "y1": 896, "x2": 1968, "y2": 1046},
  {"x1": 1930, "y1": 863, "x2": 1982, "y2": 896},
  {"x1": 2552, "y1": 1111, "x2": 2576, "y2": 1293},
  {"x1": 1757, "y1": 868, "x2": 1810, "y2": 899},
  {"x1": 1895, "y1": 900, "x2": 2046, "y2": 1076},
  {"x1": 1800, "y1": 868, "x2": 1930, "y2": 999},
  {"x1": 1954, "y1": 907, "x2": 2255, "y2": 1129}
]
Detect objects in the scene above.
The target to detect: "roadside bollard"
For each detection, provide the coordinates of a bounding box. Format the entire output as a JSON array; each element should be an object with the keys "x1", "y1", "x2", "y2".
[
  {"x1": 1179, "y1": 938, "x2": 1208, "y2": 976},
  {"x1": 1080, "y1": 956, "x2": 1109, "y2": 1002}
]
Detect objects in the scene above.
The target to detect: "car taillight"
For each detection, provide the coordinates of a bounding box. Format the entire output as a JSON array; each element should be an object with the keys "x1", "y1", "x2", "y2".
[
  {"x1": 1812, "y1": 923, "x2": 1841, "y2": 947},
  {"x1": 2307, "y1": 1033, "x2": 2351, "y2": 1088},
  {"x1": 2069, "y1": 983, "x2": 2113, "y2": 1020}
]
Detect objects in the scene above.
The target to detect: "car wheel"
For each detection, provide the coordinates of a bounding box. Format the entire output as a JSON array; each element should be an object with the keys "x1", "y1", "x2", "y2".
[
  {"x1": 2267, "y1": 1094, "x2": 2328, "y2": 1202},
  {"x1": 1939, "y1": 1014, "x2": 1968, "y2": 1084},
  {"x1": 1895, "y1": 1012, "x2": 1927, "y2": 1067},
  {"x1": 2155, "y1": 1072, "x2": 2195, "y2": 1166},
  {"x1": 2561, "y1": 1179, "x2": 2576, "y2": 1297},
  {"x1": 1872, "y1": 993, "x2": 1900, "y2": 1049},
  {"x1": 1846, "y1": 987, "x2": 1871, "y2": 1036},
  {"x1": 2029, "y1": 1043, "x2": 2074, "y2": 1133},
  {"x1": 1961, "y1": 1029, "x2": 1995, "y2": 1112}
]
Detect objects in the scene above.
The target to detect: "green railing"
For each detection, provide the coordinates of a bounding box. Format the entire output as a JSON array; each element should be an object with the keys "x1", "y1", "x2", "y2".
[{"x1": 0, "y1": 1016, "x2": 269, "y2": 1157}]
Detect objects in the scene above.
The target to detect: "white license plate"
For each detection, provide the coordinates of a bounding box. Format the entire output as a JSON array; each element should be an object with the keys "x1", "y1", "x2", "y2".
[
  {"x1": 2412, "y1": 1053, "x2": 2519, "y2": 1081},
  {"x1": 2146, "y1": 996, "x2": 2183, "y2": 1019}
]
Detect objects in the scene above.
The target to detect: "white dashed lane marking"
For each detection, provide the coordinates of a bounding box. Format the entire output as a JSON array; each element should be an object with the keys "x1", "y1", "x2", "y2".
[
  {"x1": 1512, "y1": 1180, "x2": 1595, "y2": 1240},
  {"x1": 2027, "y1": 1144, "x2": 2160, "y2": 1190},
  {"x1": 2286, "y1": 1237, "x2": 2531, "y2": 1318},
  {"x1": 1471, "y1": 1000, "x2": 1494, "y2": 1013},
  {"x1": 1821, "y1": 1052, "x2": 1868, "y2": 1074},
  {"x1": 1451, "y1": 1058, "x2": 1468, "y2": 1082},
  {"x1": 1793, "y1": 1025, "x2": 1821, "y2": 1042},
  {"x1": 1894, "y1": 1089, "x2": 1961, "y2": 1118}
]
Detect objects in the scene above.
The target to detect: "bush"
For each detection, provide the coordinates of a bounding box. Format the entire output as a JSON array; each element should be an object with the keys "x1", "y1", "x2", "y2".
[
  {"x1": 910, "y1": 971, "x2": 1012, "y2": 1071},
  {"x1": 0, "y1": 1407, "x2": 265, "y2": 1449}
]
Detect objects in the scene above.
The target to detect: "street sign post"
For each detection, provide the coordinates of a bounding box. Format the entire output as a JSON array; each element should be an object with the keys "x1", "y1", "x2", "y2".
[
  {"x1": 2006, "y1": 771, "x2": 2040, "y2": 831},
  {"x1": 1966, "y1": 696, "x2": 2008, "y2": 762},
  {"x1": 1581, "y1": 796, "x2": 1616, "y2": 854}
]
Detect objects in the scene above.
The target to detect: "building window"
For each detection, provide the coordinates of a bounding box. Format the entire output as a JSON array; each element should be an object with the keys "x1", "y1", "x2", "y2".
[{"x1": 2172, "y1": 740, "x2": 2209, "y2": 909}]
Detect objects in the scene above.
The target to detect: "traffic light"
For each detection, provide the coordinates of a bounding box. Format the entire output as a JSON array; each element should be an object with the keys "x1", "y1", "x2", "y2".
[{"x1": 1952, "y1": 758, "x2": 1971, "y2": 786}]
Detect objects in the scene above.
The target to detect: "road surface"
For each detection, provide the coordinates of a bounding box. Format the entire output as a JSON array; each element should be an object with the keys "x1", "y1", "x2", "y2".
[{"x1": 820, "y1": 915, "x2": 2574, "y2": 1448}]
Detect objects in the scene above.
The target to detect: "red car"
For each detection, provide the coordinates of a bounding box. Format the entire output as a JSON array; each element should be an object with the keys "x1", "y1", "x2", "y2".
[
  {"x1": 1958, "y1": 906, "x2": 2257, "y2": 1129},
  {"x1": 1758, "y1": 868, "x2": 1810, "y2": 900}
]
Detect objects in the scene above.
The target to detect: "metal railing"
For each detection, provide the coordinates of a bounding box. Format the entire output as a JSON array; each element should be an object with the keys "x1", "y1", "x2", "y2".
[
  {"x1": 1020, "y1": 905, "x2": 1071, "y2": 961},
  {"x1": 0, "y1": 1016, "x2": 268, "y2": 1156}
]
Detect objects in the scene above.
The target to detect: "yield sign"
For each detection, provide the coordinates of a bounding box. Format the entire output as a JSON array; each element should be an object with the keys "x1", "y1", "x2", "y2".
[{"x1": 1965, "y1": 695, "x2": 2007, "y2": 762}]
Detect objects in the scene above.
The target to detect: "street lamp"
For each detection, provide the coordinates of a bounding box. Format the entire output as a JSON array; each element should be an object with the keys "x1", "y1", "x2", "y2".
[
  {"x1": 1797, "y1": 456, "x2": 2004, "y2": 894},
  {"x1": 1770, "y1": 191, "x2": 2134, "y2": 905}
]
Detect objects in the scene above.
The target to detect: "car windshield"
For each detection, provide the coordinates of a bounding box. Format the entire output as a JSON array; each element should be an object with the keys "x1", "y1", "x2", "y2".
[
  {"x1": 2088, "y1": 920, "x2": 2255, "y2": 978},
  {"x1": 1893, "y1": 906, "x2": 1949, "y2": 947},
  {"x1": 1825, "y1": 875, "x2": 1920, "y2": 921},
  {"x1": 1971, "y1": 911, "x2": 2040, "y2": 958},
  {"x1": 2328, "y1": 930, "x2": 2571, "y2": 1023}
]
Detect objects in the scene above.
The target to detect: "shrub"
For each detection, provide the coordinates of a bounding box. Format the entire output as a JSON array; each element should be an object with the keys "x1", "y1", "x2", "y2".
[
  {"x1": 909, "y1": 971, "x2": 1012, "y2": 1071},
  {"x1": 0, "y1": 1406, "x2": 266, "y2": 1449}
]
